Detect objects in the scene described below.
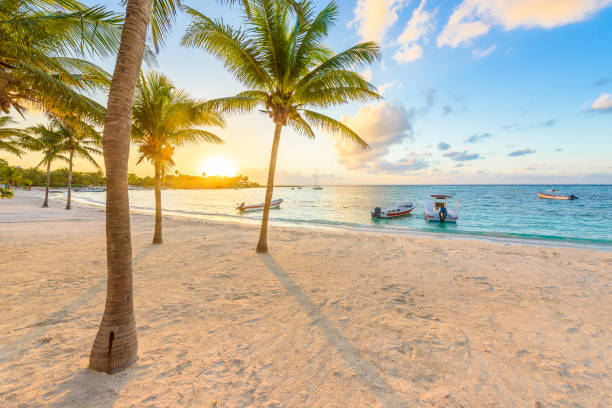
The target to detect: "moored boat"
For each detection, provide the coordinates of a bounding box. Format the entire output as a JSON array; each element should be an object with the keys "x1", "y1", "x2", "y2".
[
  {"x1": 371, "y1": 202, "x2": 416, "y2": 218},
  {"x1": 424, "y1": 194, "x2": 459, "y2": 223},
  {"x1": 537, "y1": 192, "x2": 577, "y2": 200},
  {"x1": 237, "y1": 198, "x2": 283, "y2": 212}
]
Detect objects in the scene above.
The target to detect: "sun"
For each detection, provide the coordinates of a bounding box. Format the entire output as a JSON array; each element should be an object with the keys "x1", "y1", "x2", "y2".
[{"x1": 200, "y1": 156, "x2": 238, "y2": 177}]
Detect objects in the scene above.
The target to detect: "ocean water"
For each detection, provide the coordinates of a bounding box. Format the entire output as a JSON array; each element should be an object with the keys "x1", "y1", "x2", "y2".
[{"x1": 67, "y1": 185, "x2": 612, "y2": 247}]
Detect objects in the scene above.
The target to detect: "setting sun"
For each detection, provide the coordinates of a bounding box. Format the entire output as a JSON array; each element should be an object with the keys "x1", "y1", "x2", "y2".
[{"x1": 200, "y1": 156, "x2": 238, "y2": 177}]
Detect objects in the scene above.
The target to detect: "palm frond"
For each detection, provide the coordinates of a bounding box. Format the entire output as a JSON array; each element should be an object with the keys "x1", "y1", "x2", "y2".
[
  {"x1": 182, "y1": 7, "x2": 272, "y2": 90},
  {"x1": 301, "y1": 109, "x2": 368, "y2": 149}
]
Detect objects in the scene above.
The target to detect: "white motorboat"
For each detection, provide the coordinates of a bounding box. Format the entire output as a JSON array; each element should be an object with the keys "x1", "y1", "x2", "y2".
[
  {"x1": 371, "y1": 202, "x2": 416, "y2": 218},
  {"x1": 237, "y1": 198, "x2": 283, "y2": 212},
  {"x1": 424, "y1": 195, "x2": 459, "y2": 223},
  {"x1": 537, "y1": 191, "x2": 577, "y2": 200}
]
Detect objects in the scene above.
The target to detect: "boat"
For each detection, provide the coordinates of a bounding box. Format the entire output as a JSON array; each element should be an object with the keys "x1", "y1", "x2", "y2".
[
  {"x1": 313, "y1": 170, "x2": 322, "y2": 190},
  {"x1": 75, "y1": 186, "x2": 105, "y2": 192},
  {"x1": 424, "y1": 194, "x2": 459, "y2": 223},
  {"x1": 537, "y1": 192, "x2": 578, "y2": 200},
  {"x1": 237, "y1": 198, "x2": 283, "y2": 212},
  {"x1": 371, "y1": 202, "x2": 416, "y2": 218}
]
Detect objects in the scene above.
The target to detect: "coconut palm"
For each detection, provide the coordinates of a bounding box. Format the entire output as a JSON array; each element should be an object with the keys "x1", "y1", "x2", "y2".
[
  {"x1": 32, "y1": 117, "x2": 101, "y2": 209},
  {"x1": 132, "y1": 71, "x2": 223, "y2": 244},
  {"x1": 0, "y1": 0, "x2": 121, "y2": 120},
  {"x1": 0, "y1": 115, "x2": 30, "y2": 157},
  {"x1": 89, "y1": 0, "x2": 302, "y2": 374},
  {"x1": 182, "y1": 0, "x2": 381, "y2": 252},
  {"x1": 26, "y1": 124, "x2": 71, "y2": 207}
]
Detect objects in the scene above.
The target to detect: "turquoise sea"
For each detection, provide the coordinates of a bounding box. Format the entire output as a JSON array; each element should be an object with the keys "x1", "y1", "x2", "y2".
[{"x1": 68, "y1": 185, "x2": 612, "y2": 248}]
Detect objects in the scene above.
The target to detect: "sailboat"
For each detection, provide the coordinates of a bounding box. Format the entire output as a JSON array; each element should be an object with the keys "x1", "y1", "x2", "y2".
[{"x1": 313, "y1": 170, "x2": 323, "y2": 190}]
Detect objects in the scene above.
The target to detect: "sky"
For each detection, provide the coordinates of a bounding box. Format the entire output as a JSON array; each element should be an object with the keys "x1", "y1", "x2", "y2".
[{"x1": 7, "y1": 0, "x2": 612, "y2": 184}]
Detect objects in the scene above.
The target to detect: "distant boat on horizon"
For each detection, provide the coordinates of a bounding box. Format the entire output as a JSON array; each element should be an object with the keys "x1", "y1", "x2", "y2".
[{"x1": 313, "y1": 170, "x2": 323, "y2": 190}]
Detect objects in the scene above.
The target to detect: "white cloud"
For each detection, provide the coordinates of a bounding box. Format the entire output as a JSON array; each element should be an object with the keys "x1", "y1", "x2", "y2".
[
  {"x1": 335, "y1": 102, "x2": 416, "y2": 170},
  {"x1": 377, "y1": 81, "x2": 398, "y2": 94},
  {"x1": 393, "y1": 43, "x2": 424, "y2": 62},
  {"x1": 591, "y1": 92, "x2": 612, "y2": 112},
  {"x1": 438, "y1": 0, "x2": 612, "y2": 48},
  {"x1": 472, "y1": 44, "x2": 496, "y2": 58},
  {"x1": 393, "y1": 0, "x2": 436, "y2": 63},
  {"x1": 350, "y1": 0, "x2": 403, "y2": 42}
]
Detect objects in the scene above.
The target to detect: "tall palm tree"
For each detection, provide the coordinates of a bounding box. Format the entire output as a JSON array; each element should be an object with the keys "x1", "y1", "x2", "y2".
[
  {"x1": 0, "y1": 115, "x2": 29, "y2": 157},
  {"x1": 34, "y1": 117, "x2": 102, "y2": 209},
  {"x1": 182, "y1": 0, "x2": 381, "y2": 253},
  {"x1": 132, "y1": 71, "x2": 223, "y2": 244},
  {"x1": 89, "y1": 0, "x2": 300, "y2": 374},
  {"x1": 26, "y1": 124, "x2": 70, "y2": 207}
]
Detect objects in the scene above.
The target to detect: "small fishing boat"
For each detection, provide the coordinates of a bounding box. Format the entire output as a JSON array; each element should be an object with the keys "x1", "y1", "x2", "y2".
[
  {"x1": 371, "y1": 202, "x2": 416, "y2": 218},
  {"x1": 237, "y1": 198, "x2": 283, "y2": 212},
  {"x1": 424, "y1": 194, "x2": 459, "y2": 223},
  {"x1": 537, "y1": 192, "x2": 578, "y2": 200}
]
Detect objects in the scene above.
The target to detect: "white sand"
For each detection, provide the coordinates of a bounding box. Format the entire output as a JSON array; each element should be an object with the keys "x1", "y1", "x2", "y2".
[{"x1": 1, "y1": 190, "x2": 610, "y2": 407}]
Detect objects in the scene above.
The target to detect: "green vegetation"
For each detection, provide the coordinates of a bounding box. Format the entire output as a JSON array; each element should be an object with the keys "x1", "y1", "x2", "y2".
[
  {"x1": 183, "y1": 0, "x2": 380, "y2": 252},
  {"x1": 128, "y1": 173, "x2": 259, "y2": 189}
]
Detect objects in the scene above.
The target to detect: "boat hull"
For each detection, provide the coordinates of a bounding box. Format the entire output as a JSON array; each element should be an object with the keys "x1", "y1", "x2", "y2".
[
  {"x1": 238, "y1": 198, "x2": 283, "y2": 212},
  {"x1": 371, "y1": 203, "x2": 416, "y2": 218},
  {"x1": 424, "y1": 199, "x2": 459, "y2": 223},
  {"x1": 537, "y1": 193, "x2": 577, "y2": 200}
]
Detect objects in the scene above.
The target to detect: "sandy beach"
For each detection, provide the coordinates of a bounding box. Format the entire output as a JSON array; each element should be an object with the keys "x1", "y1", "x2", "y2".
[{"x1": 1, "y1": 190, "x2": 610, "y2": 407}]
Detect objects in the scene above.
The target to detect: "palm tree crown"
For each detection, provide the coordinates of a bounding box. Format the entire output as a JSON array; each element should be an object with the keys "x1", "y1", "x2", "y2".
[
  {"x1": 182, "y1": 0, "x2": 380, "y2": 144},
  {"x1": 132, "y1": 71, "x2": 224, "y2": 173},
  {"x1": 0, "y1": 0, "x2": 122, "y2": 120},
  {"x1": 0, "y1": 115, "x2": 30, "y2": 156}
]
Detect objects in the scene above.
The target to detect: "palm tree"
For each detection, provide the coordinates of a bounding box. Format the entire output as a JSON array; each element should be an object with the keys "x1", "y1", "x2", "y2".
[
  {"x1": 132, "y1": 71, "x2": 223, "y2": 244},
  {"x1": 182, "y1": 0, "x2": 381, "y2": 252},
  {"x1": 26, "y1": 124, "x2": 70, "y2": 207},
  {"x1": 89, "y1": 0, "x2": 300, "y2": 374},
  {"x1": 33, "y1": 117, "x2": 101, "y2": 209},
  {"x1": 0, "y1": 115, "x2": 29, "y2": 157}
]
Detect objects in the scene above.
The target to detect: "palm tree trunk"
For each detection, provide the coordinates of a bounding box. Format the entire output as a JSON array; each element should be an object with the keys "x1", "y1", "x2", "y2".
[
  {"x1": 153, "y1": 161, "x2": 163, "y2": 244},
  {"x1": 65, "y1": 149, "x2": 73, "y2": 210},
  {"x1": 42, "y1": 160, "x2": 51, "y2": 208},
  {"x1": 89, "y1": 0, "x2": 154, "y2": 374},
  {"x1": 256, "y1": 123, "x2": 282, "y2": 253}
]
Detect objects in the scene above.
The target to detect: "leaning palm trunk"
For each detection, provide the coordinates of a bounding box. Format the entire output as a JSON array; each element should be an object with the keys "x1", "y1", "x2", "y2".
[
  {"x1": 256, "y1": 123, "x2": 282, "y2": 253},
  {"x1": 89, "y1": 0, "x2": 154, "y2": 374},
  {"x1": 153, "y1": 162, "x2": 163, "y2": 244},
  {"x1": 65, "y1": 149, "x2": 74, "y2": 209},
  {"x1": 42, "y1": 161, "x2": 51, "y2": 208}
]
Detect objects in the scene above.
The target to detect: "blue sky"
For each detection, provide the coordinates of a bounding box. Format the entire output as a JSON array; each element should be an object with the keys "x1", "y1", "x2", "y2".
[{"x1": 11, "y1": 0, "x2": 612, "y2": 184}]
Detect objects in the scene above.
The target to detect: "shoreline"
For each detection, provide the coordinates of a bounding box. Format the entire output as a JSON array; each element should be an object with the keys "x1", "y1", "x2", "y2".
[{"x1": 39, "y1": 188, "x2": 612, "y2": 252}]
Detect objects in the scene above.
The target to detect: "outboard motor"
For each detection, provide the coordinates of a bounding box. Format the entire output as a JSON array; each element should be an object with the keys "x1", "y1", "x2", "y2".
[
  {"x1": 439, "y1": 206, "x2": 447, "y2": 223},
  {"x1": 373, "y1": 207, "x2": 382, "y2": 218},
  {"x1": 569, "y1": 194, "x2": 578, "y2": 200}
]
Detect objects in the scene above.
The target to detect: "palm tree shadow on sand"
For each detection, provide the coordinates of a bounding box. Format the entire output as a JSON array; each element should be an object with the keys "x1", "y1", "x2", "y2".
[
  {"x1": 258, "y1": 254, "x2": 408, "y2": 408},
  {"x1": 48, "y1": 366, "x2": 137, "y2": 408}
]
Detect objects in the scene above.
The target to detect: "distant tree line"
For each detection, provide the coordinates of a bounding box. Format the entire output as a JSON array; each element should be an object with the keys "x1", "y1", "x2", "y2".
[
  {"x1": 0, "y1": 160, "x2": 258, "y2": 189},
  {"x1": 127, "y1": 172, "x2": 260, "y2": 189}
]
